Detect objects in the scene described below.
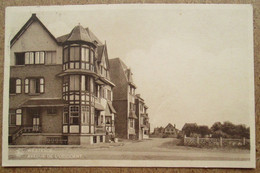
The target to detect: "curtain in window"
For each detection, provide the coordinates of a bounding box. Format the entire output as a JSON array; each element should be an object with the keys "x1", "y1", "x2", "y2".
[{"x1": 70, "y1": 75, "x2": 80, "y2": 91}]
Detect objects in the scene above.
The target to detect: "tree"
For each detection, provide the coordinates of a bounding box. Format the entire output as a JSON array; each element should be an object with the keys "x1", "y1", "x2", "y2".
[
  {"x1": 182, "y1": 123, "x2": 198, "y2": 137},
  {"x1": 210, "y1": 121, "x2": 250, "y2": 139},
  {"x1": 210, "y1": 122, "x2": 222, "y2": 132},
  {"x1": 197, "y1": 125, "x2": 210, "y2": 137}
]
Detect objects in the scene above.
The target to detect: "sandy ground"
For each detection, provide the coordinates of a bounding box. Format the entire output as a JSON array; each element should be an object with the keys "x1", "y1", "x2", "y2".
[{"x1": 8, "y1": 138, "x2": 250, "y2": 160}]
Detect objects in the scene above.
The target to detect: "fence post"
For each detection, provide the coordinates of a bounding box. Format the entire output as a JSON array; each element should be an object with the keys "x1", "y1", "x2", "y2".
[
  {"x1": 220, "y1": 137, "x2": 223, "y2": 147},
  {"x1": 196, "y1": 136, "x2": 199, "y2": 146},
  {"x1": 243, "y1": 137, "x2": 246, "y2": 145}
]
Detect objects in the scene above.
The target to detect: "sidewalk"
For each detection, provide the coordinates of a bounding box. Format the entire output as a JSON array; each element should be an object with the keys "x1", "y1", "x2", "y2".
[{"x1": 9, "y1": 141, "x2": 125, "y2": 149}]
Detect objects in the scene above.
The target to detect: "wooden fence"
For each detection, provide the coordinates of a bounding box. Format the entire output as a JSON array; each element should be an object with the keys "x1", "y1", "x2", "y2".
[{"x1": 183, "y1": 135, "x2": 250, "y2": 148}]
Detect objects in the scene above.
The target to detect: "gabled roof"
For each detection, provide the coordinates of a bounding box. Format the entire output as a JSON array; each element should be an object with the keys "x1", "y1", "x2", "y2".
[
  {"x1": 110, "y1": 58, "x2": 137, "y2": 88},
  {"x1": 11, "y1": 13, "x2": 58, "y2": 47},
  {"x1": 97, "y1": 43, "x2": 110, "y2": 69},
  {"x1": 165, "y1": 123, "x2": 175, "y2": 129}
]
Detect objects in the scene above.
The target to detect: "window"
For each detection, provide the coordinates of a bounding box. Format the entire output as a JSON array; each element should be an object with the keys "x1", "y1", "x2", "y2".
[
  {"x1": 70, "y1": 75, "x2": 80, "y2": 91},
  {"x1": 101, "y1": 115, "x2": 104, "y2": 124},
  {"x1": 25, "y1": 78, "x2": 44, "y2": 94},
  {"x1": 70, "y1": 47, "x2": 80, "y2": 69},
  {"x1": 46, "y1": 51, "x2": 56, "y2": 64},
  {"x1": 105, "y1": 116, "x2": 111, "y2": 124},
  {"x1": 91, "y1": 107, "x2": 94, "y2": 124},
  {"x1": 9, "y1": 109, "x2": 22, "y2": 126},
  {"x1": 15, "y1": 53, "x2": 25, "y2": 65},
  {"x1": 63, "y1": 107, "x2": 69, "y2": 124},
  {"x1": 63, "y1": 47, "x2": 69, "y2": 70},
  {"x1": 25, "y1": 52, "x2": 45, "y2": 65},
  {"x1": 81, "y1": 106, "x2": 89, "y2": 124},
  {"x1": 9, "y1": 109, "x2": 16, "y2": 125},
  {"x1": 90, "y1": 50, "x2": 94, "y2": 64},
  {"x1": 95, "y1": 84, "x2": 100, "y2": 97},
  {"x1": 47, "y1": 107, "x2": 57, "y2": 114},
  {"x1": 16, "y1": 109, "x2": 22, "y2": 125},
  {"x1": 90, "y1": 78, "x2": 94, "y2": 93},
  {"x1": 62, "y1": 76, "x2": 69, "y2": 101},
  {"x1": 10, "y1": 78, "x2": 21, "y2": 94},
  {"x1": 69, "y1": 106, "x2": 79, "y2": 125},
  {"x1": 81, "y1": 75, "x2": 89, "y2": 91},
  {"x1": 107, "y1": 90, "x2": 112, "y2": 101},
  {"x1": 129, "y1": 119, "x2": 134, "y2": 128}
]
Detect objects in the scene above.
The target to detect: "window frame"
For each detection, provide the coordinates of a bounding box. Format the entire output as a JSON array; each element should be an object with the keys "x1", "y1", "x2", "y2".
[
  {"x1": 9, "y1": 78, "x2": 22, "y2": 94},
  {"x1": 24, "y1": 77, "x2": 45, "y2": 94},
  {"x1": 69, "y1": 105, "x2": 80, "y2": 125},
  {"x1": 45, "y1": 51, "x2": 57, "y2": 65},
  {"x1": 15, "y1": 52, "x2": 25, "y2": 65},
  {"x1": 24, "y1": 51, "x2": 45, "y2": 65},
  {"x1": 9, "y1": 109, "x2": 16, "y2": 126}
]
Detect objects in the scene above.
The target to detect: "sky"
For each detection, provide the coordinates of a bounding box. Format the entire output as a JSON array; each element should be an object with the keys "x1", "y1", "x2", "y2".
[{"x1": 6, "y1": 4, "x2": 254, "y2": 130}]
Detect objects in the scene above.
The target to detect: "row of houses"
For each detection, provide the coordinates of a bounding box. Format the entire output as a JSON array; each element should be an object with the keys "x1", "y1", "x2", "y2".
[{"x1": 8, "y1": 14, "x2": 150, "y2": 145}]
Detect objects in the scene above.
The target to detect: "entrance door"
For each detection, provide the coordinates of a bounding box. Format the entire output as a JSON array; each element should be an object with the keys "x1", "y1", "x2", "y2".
[{"x1": 33, "y1": 117, "x2": 40, "y2": 132}]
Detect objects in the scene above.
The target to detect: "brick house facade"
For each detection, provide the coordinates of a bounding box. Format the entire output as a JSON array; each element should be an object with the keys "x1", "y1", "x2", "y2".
[
  {"x1": 109, "y1": 58, "x2": 138, "y2": 139},
  {"x1": 8, "y1": 14, "x2": 116, "y2": 145}
]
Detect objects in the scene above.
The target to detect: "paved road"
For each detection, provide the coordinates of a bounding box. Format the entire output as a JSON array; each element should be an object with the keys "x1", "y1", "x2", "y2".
[{"x1": 9, "y1": 138, "x2": 250, "y2": 160}]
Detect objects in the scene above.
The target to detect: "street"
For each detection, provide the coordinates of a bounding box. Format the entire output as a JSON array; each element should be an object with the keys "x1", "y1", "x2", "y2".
[{"x1": 9, "y1": 138, "x2": 250, "y2": 160}]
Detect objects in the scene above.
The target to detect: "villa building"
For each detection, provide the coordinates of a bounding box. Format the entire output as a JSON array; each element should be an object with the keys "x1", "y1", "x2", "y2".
[
  {"x1": 135, "y1": 94, "x2": 150, "y2": 140},
  {"x1": 109, "y1": 58, "x2": 138, "y2": 139},
  {"x1": 8, "y1": 14, "x2": 116, "y2": 145}
]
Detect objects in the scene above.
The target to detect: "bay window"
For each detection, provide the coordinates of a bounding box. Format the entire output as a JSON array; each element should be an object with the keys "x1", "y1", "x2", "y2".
[
  {"x1": 70, "y1": 75, "x2": 80, "y2": 91},
  {"x1": 63, "y1": 45, "x2": 95, "y2": 71},
  {"x1": 70, "y1": 47, "x2": 80, "y2": 69},
  {"x1": 62, "y1": 76, "x2": 69, "y2": 101},
  {"x1": 69, "y1": 106, "x2": 79, "y2": 125},
  {"x1": 81, "y1": 75, "x2": 89, "y2": 91},
  {"x1": 81, "y1": 106, "x2": 89, "y2": 124},
  {"x1": 63, "y1": 47, "x2": 69, "y2": 70}
]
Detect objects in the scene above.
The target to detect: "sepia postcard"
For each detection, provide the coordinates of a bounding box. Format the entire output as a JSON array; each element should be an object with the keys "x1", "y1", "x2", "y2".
[{"x1": 2, "y1": 4, "x2": 255, "y2": 168}]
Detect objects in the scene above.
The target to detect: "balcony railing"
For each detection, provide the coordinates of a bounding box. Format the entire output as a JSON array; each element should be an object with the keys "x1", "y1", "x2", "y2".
[{"x1": 12, "y1": 125, "x2": 42, "y2": 142}]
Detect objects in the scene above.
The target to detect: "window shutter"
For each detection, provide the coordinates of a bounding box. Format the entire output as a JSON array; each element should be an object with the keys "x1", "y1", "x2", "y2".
[
  {"x1": 16, "y1": 79, "x2": 21, "y2": 94},
  {"x1": 35, "y1": 52, "x2": 40, "y2": 64},
  {"x1": 40, "y1": 78, "x2": 44, "y2": 93},
  {"x1": 25, "y1": 52, "x2": 30, "y2": 64},
  {"x1": 25, "y1": 79, "x2": 29, "y2": 93},
  {"x1": 29, "y1": 52, "x2": 34, "y2": 64}
]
